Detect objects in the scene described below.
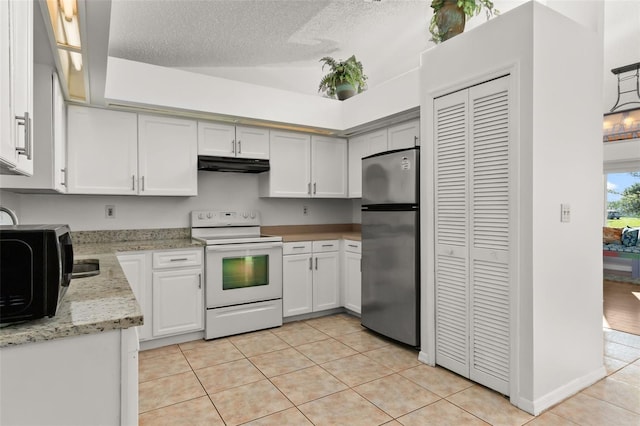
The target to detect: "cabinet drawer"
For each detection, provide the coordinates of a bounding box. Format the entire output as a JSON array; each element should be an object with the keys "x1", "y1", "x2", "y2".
[
  {"x1": 344, "y1": 240, "x2": 361, "y2": 253},
  {"x1": 283, "y1": 241, "x2": 312, "y2": 255},
  {"x1": 153, "y1": 249, "x2": 203, "y2": 269},
  {"x1": 312, "y1": 240, "x2": 339, "y2": 253}
]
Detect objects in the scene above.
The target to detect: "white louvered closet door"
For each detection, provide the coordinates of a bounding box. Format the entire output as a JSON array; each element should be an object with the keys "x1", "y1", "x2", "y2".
[
  {"x1": 434, "y1": 89, "x2": 470, "y2": 378},
  {"x1": 434, "y1": 75, "x2": 512, "y2": 396},
  {"x1": 468, "y1": 76, "x2": 511, "y2": 395}
]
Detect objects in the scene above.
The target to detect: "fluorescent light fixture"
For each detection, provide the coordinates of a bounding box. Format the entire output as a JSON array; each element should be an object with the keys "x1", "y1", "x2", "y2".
[
  {"x1": 61, "y1": 0, "x2": 74, "y2": 21},
  {"x1": 43, "y1": 0, "x2": 87, "y2": 101}
]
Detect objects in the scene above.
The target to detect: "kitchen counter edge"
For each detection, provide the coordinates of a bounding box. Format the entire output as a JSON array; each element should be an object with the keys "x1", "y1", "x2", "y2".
[{"x1": 0, "y1": 238, "x2": 203, "y2": 348}]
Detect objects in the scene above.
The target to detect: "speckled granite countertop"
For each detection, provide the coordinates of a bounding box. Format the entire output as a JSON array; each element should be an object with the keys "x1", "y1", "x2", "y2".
[
  {"x1": 0, "y1": 229, "x2": 203, "y2": 348},
  {"x1": 261, "y1": 224, "x2": 361, "y2": 243}
]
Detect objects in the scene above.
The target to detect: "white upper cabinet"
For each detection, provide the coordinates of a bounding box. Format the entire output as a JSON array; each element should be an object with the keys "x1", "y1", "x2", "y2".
[
  {"x1": 388, "y1": 119, "x2": 420, "y2": 150},
  {"x1": 1, "y1": 66, "x2": 66, "y2": 192},
  {"x1": 198, "y1": 122, "x2": 235, "y2": 157},
  {"x1": 67, "y1": 106, "x2": 138, "y2": 194},
  {"x1": 0, "y1": 1, "x2": 10, "y2": 170},
  {"x1": 52, "y1": 73, "x2": 66, "y2": 192},
  {"x1": 66, "y1": 107, "x2": 197, "y2": 196},
  {"x1": 198, "y1": 122, "x2": 269, "y2": 159},
  {"x1": 138, "y1": 114, "x2": 197, "y2": 196},
  {"x1": 347, "y1": 128, "x2": 388, "y2": 198},
  {"x1": 235, "y1": 126, "x2": 269, "y2": 159},
  {"x1": 0, "y1": 0, "x2": 33, "y2": 176},
  {"x1": 311, "y1": 135, "x2": 348, "y2": 198},
  {"x1": 367, "y1": 129, "x2": 389, "y2": 154},
  {"x1": 260, "y1": 130, "x2": 311, "y2": 197},
  {"x1": 260, "y1": 131, "x2": 347, "y2": 198},
  {"x1": 348, "y1": 135, "x2": 367, "y2": 198}
]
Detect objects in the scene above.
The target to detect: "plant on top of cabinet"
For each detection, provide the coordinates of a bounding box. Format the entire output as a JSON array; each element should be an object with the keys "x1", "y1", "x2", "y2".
[
  {"x1": 318, "y1": 55, "x2": 368, "y2": 101},
  {"x1": 429, "y1": 0, "x2": 499, "y2": 43}
]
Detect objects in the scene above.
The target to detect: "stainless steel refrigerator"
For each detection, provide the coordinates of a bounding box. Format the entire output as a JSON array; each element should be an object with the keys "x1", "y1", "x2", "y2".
[{"x1": 361, "y1": 146, "x2": 419, "y2": 347}]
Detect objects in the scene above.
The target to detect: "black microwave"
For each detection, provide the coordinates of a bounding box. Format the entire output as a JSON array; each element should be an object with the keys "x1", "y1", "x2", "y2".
[{"x1": 0, "y1": 224, "x2": 74, "y2": 323}]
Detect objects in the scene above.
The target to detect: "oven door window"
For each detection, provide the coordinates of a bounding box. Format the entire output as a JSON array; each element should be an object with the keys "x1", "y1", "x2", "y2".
[{"x1": 222, "y1": 255, "x2": 269, "y2": 290}]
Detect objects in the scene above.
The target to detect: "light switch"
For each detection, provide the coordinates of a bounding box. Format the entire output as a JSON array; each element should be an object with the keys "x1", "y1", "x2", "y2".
[{"x1": 560, "y1": 204, "x2": 570, "y2": 223}]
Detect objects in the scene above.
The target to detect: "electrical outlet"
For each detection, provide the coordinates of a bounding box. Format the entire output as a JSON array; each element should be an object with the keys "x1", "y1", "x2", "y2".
[
  {"x1": 560, "y1": 204, "x2": 570, "y2": 223},
  {"x1": 303, "y1": 205, "x2": 309, "y2": 216},
  {"x1": 105, "y1": 205, "x2": 116, "y2": 219}
]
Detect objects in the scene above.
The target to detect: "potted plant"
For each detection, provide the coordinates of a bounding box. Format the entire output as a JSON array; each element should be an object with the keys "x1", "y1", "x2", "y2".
[
  {"x1": 429, "y1": 0, "x2": 499, "y2": 43},
  {"x1": 318, "y1": 55, "x2": 368, "y2": 101}
]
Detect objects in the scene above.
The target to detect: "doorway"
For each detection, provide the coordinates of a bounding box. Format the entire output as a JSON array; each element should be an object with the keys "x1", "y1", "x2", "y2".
[{"x1": 603, "y1": 171, "x2": 640, "y2": 335}]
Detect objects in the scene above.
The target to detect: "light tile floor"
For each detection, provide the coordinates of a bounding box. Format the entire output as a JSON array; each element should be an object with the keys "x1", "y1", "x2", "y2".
[{"x1": 138, "y1": 314, "x2": 640, "y2": 426}]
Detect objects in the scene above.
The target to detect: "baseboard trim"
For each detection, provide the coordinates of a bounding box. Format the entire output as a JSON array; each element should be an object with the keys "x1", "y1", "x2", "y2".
[
  {"x1": 515, "y1": 366, "x2": 606, "y2": 415},
  {"x1": 140, "y1": 331, "x2": 204, "y2": 351},
  {"x1": 418, "y1": 350, "x2": 434, "y2": 366}
]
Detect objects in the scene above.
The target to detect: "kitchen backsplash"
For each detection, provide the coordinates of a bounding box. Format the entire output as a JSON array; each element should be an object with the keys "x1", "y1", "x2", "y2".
[
  {"x1": 71, "y1": 228, "x2": 190, "y2": 244},
  {"x1": 1, "y1": 173, "x2": 359, "y2": 231}
]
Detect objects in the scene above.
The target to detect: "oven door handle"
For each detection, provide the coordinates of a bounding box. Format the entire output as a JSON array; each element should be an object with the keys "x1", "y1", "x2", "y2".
[{"x1": 206, "y1": 242, "x2": 283, "y2": 252}]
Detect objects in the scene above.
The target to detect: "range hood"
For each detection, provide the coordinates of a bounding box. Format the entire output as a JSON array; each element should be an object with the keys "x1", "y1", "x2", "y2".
[{"x1": 197, "y1": 156, "x2": 270, "y2": 173}]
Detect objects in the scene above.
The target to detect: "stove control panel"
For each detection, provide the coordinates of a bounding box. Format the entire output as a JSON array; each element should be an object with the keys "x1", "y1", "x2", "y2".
[{"x1": 191, "y1": 210, "x2": 261, "y2": 227}]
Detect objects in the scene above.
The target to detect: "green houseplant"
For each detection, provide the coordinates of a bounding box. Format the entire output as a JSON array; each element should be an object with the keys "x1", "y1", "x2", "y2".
[
  {"x1": 318, "y1": 55, "x2": 368, "y2": 101},
  {"x1": 429, "y1": 0, "x2": 498, "y2": 43}
]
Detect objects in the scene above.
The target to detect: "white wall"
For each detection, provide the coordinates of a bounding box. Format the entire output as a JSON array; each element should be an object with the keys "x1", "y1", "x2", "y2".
[
  {"x1": 5, "y1": 173, "x2": 354, "y2": 231},
  {"x1": 420, "y1": 1, "x2": 604, "y2": 415},
  {"x1": 531, "y1": 2, "x2": 604, "y2": 405},
  {"x1": 603, "y1": 139, "x2": 640, "y2": 172},
  {"x1": 105, "y1": 57, "x2": 343, "y2": 131}
]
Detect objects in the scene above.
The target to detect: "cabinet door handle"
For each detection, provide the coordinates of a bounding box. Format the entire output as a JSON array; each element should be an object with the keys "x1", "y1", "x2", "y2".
[
  {"x1": 315, "y1": 257, "x2": 318, "y2": 270},
  {"x1": 170, "y1": 258, "x2": 189, "y2": 262},
  {"x1": 348, "y1": 244, "x2": 358, "y2": 248},
  {"x1": 237, "y1": 140, "x2": 241, "y2": 154},
  {"x1": 15, "y1": 112, "x2": 32, "y2": 160},
  {"x1": 307, "y1": 182, "x2": 311, "y2": 195},
  {"x1": 313, "y1": 182, "x2": 317, "y2": 195},
  {"x1": 198, "y1": 273, "x2": 202, "y2": 289},
  {"x1": 231, "y1": 140, "x2": 235, "y2": 154},
  {"x1": 322, "y1": 244, "x2": 334, "y2": 248},
  {"x1": 292, "y1": 245, "x2": 306, "y2": 249},
  {"x1": 309, "y1": 257, "x2": 312, "y2": 270},
  {"x1": 141, "y1": 176, "x2": 145, "y2": 191},
  {"x1": 60, "y1": 168, "x2": 66, "y2": 186},
  {"x1": 132, "y1": 175, "x2": 136, "y2": 191}
]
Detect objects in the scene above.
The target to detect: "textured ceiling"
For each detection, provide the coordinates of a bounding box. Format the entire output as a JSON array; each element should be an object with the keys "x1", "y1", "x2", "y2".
[
  {"x1": 107, "y1": 0, "x2": 431, "y2": 95},
  {"x1": 104, "y1": 1, "x2": 640, "y2": 102}
]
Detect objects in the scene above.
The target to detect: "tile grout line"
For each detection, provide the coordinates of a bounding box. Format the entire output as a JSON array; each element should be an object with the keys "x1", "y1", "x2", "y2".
[
  {"x1": 142, "y1": 315, "x2": 640, "y2": 425},
  {"x1": 178, "y1": 340, "x2": 229, "y2": 424}
]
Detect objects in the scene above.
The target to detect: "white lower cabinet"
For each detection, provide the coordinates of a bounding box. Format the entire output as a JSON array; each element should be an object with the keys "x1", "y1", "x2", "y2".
[
  {"x1": 282, "y1": 246, "x2": 313, "y2": 317},
  {"x1": 0, "y1": 328, "x2": 137, "y2": 426},
  {"x1": 342, "y1": 240, "x2": 361, "y2": 314},
  {"x1": 118, "y1": 251, "x2": 152, "y2": 340},
  {"x1": 282, "y1": 240, "x2": 340, "y2": 317},
  {"x1": 118, "y1": 248, "x2": 204, "y2": 341},
  {"x1": 152, "y1": 268, "x2": 204, "y2": 337},
  {"x1": 152, "y1": 249, "x2": 204, "y2": 337}
]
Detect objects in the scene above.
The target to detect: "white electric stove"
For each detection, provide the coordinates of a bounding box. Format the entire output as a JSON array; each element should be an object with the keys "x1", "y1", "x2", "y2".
[{"x1": 191, "y1": 210, "x2": 283, "y2": 339}]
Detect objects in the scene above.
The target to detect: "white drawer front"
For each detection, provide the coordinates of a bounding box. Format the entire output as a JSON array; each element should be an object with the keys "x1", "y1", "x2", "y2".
[
  {"x1": 153, "y1": 249, "x2": 203, "y2": 269},
  {"x1": 283, "y1": 241, "x2": 312, "y2": 255},
  {"x1": 344, "y1": 240, "x2": 361, "y2": 253},
  {"x1": 312, "y1": 240, "x2": 339, "y2": 253}
]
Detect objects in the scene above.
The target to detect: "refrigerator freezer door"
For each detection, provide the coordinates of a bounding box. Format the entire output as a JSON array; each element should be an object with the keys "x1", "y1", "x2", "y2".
[
  {"x1": 361, "y1": 209, "x2": 419, "y2": 346},
  {"x1": 362, "y1": 147, "x2": 418, "y2": 206}
]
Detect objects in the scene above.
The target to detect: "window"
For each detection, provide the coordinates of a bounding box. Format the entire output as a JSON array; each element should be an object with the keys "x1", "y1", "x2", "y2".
[{"x1": 606, "y1": 172, "x2": 640, "y2": 227}]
